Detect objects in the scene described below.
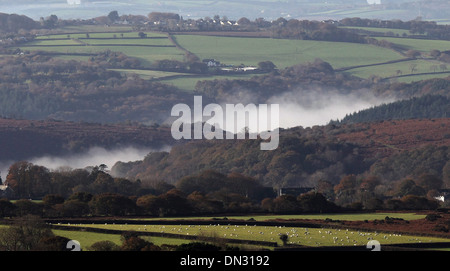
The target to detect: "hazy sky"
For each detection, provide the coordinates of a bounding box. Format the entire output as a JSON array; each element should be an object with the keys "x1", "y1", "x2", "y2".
[{"x1": 0, "y1": 0, "x2": 427, "y2": 21}]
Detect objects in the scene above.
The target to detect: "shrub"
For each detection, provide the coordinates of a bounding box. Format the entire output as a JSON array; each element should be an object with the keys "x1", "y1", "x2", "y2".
[{"x1": 89, "y1": 240, "x2": 121, "y2": 251}]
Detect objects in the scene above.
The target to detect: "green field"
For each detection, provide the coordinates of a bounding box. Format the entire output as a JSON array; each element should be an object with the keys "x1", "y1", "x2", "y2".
[
  {"x1": 110, "y1": 68, "x2": 189, "y2": 80},
  {"x1": 18, "y1": 31, "x2": 184, "y2": 66},
  {"x1": 18, "y1": 44, "x2": 185, "y2": 66},
  {"x1": 58, "y1": 222, "x2": 450, "y2": 248},
  {"x1": 393, "y1": 72, "x2": 450, "y2": 83},
  {"x1": 1, "y1": 212, "x2": 449, "y2": 250},
  {"x1": 345, "y1": 59, "x2": 448, "y2": 79},
  {"x1": 54, "y1": 212, "x2": 446, "y2": 250},
  {"x1": 173, "y1": 34, "x2": 404, "y2": 69},
  {"x1": 80, "y1": 38, "x2": 173, "y2": 46},
  {"x1": 17, "y1": 28, "x2": 450, "y2": 88},
  {"x1": 52, "y1": 229, "x2": 188, "y2": 249},
  {"x1": 376, "y1": 37, "x2": 450, "y2": 53},
  {"x1": 159, "y1": 73, "x2": 258, "y2": 91},
  {"x1": 36, "y1": 32, "x2": 167, "y2": 40},
  {"x1": 340, "y1": 26, "x2": 414, "y2": 37},
  {"x1": 127, "y1": 212, "x2": 427, "y2": 222}
]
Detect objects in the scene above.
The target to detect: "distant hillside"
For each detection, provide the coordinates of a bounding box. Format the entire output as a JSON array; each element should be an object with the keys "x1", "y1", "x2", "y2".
[
  {"x1": 112, "y1": 118, "x2": 450, "y2": 188},
  {"x1": 0, "y1": 118, "x2": 175, "y2": 161},
  {"x1": 0, "y1": 13, "x2": 38, "y2": 33},
  {"x1": 339, "y1": 95, "x2": 450, "y2": 123},
  {"x1": 2, "y1": 0, "x2": 448, "y2": 21}
]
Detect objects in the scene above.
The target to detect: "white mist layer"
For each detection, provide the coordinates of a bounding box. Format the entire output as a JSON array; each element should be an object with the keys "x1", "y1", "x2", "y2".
[
  {"x1": 30, "y1": 146, "x2": 172, "y2": 172},
  {"x1": 267, "y1": 89, "x2": 393, "y2": 128},
  {"x1": 0, "y1": 146, "x2": 170, "y2": 181},
  {"x1": 215, "y1": 88, "x2": 394, "y2": 130}
]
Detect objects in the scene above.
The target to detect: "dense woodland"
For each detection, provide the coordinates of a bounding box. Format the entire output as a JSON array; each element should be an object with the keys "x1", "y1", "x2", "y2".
[
  {"x1": 339, "y1": 94, "x2": 449, "y2": 123},
  {"x1": 0, "y1": 52, "x2": 191, "y2": 123},
  {"x1": 0, "y1": 159, "x2": 444, "y2": 219},
  {"x1": 112, "y1": 121, "x2": 450, "y2": 194}
]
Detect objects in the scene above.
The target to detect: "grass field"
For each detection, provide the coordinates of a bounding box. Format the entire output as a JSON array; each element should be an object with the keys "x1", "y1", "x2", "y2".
[
  {"x1": 345, "y1": 59, "x2": 447, "y2": 79},
  {"x1": 52, "y1": 229, "x2": 189, "y2": 249},
  {"x1": 80, "y1": 38, "x2": 173, "y2": 46},
  {"x1": 58, "y1": 222, "x2": 450, "y2": 248},
  {"x1": 393, "y1": 72, "x2": 450, "y2": 83},
  {"x1": 340, "y1": 26, "x2": 414, "y2": 37},
  {"x1": 53, "y1": 212, "x2": 444, "y2": 250},
  {"x1": 36, "y1": 32, "x2": 167, "y2": 40},
  {"x1": 110, "y1": 68, "x2": 190, "y2": 80},
  {"x1": 1, "y1": 212, "x2": 448, "y2": 250},
  {"x1": 159, "y1": 73, "x2": 258, "y2": 91},
  {"x1": 376, "y1": 37, "x2": 450, "y2": 53},
  {"x1": 127, "y1": 212, "x2": 427, "y2": 222},
  {"x1": 173, "y1": 34, "x2": 404, "y2": 69},
  {"x1": 18, "y1": 44, "x2": 185, "y2": 66},
  {"x1": 19, "y1": 31, "x2": 184, "y2": 66},
  {"x1": 17, "y1": 28, "x2": 450, "y2": 87}
]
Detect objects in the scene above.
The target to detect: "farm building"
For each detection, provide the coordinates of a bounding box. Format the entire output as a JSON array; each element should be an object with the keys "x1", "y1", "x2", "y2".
[
  {"x1": 434, "y1": 189, "x2": 450, "y2": 202},
  {"x1": 202, "y1": 59, "x2": 221, "y2": 67}
]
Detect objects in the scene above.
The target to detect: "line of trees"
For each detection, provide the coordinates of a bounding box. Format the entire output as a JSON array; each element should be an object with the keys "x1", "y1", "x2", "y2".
[
  {"x1": 0, "y1": 165, "x2": 341, "y2": 218},
  {"x1": 339, "y1": 17, "x2": 450, "y2": 40}
]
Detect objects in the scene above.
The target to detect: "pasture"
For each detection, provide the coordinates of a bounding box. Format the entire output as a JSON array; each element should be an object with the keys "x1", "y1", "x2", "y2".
[
  {"x1": 376, "y1": 37, "x2": 450, "y2": 53},
  {"x1": 52, "y1": 212, "x2": 450, "y2": 250},
  {"x1": 56, "y1": 222, "x2": 450, "y2": 249},
  {"x1": 127, "y1": 212, "x2": 427, "y2": 222},
  {"x1": 344, "y1": 59, "x2": 449, "y2": 80},
  {"x1": 340, "y1": 26, "x2": 415, "y2": 37},
  {"x1": 15, "y1": 27, "x2": 450, "y2": 89},
  {"x1": 19, "y1": 31, "x2": 185, "y2": 66},
  {"x1": 36, "y1": 32, "x2": 167, "y2": 40},
  {"x1": 173, "y1": 34, "x2": 404, "y2": 69}
]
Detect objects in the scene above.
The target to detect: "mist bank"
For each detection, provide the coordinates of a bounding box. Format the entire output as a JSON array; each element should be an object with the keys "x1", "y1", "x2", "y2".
[
  {"x1": 212, "y1": 87, "x2": 394, "y2": 130},
  {"x1": 267, "y1": 88, "x2": 394, "y2": 128},
  {"x1": 0, "y1": 145, "x2": 171, "y2": 180}
]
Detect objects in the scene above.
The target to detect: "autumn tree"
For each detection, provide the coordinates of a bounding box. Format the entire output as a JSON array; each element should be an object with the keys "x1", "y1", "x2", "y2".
[
  {"x1": 148, "y1": 12, "x2": 180, "y2": 23},
  {"x1": 187, "y1": 191, "x2": 223, "y2": 214},
  {"x1": 257, "y1": 61, "x2": 277, "y2": 72},
  {"x1": 273, "y1": 194, "x2": 299, "y2": 213},
  {"x1": 107, "y1": 11, "x2": 120, "y2": 23},
  {"x1": 0, "y1": 215, "x2": 54, "y2": 251},
  {"x1": 395, "y1": 179, "x2": 426, "y2": 197},
  {"x1": 120, "y1": 233, "x2": 161, "y2": 251},
  {"x1": 136, "y1": 194, "x2": 162, "y2": 216},
  {"x1": 400, "y1": 195, "x2": 439, "y2": 210},
  {"x1": 5, "y1": 162, "x2": 51, "y2": 199},
  {"x1": 157, "y1": 189, "x2": 192, "y2": 216},
  {"x1": 297, "y1": 192, "x2": 339, "y2": 213},
  {"x1": 415, "y1": 173, "x2": 443, "y2": 192},
  {"x1": 333, "y1": 175, "x2": 359, "y2": 205},
  {"x1": 89, "y1": 193, "x2": 137, "y2": 216}
]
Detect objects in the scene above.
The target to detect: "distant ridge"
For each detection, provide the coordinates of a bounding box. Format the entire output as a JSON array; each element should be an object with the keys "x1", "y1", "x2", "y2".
[{"x1": 339, "y1": 95, "x2": 450, "y2": 124}]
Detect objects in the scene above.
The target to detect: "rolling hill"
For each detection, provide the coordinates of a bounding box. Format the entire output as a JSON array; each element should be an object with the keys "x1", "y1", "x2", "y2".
[
  {"x1": 339, "y1": 94, "x2": 449, "y2": 123},
  {"x1": 111, "y1": 118, "x2": 450, "y2": 188},
  {"x1": 0, "y1": 118, "x2": 175, "y2": 162}
]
